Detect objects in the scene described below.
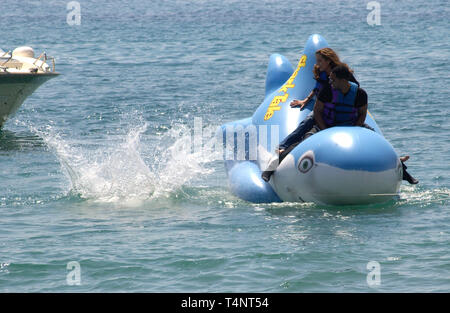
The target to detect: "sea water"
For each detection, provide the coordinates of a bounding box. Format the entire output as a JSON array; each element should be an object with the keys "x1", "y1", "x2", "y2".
[{"x1": 0, "y1": 0, "x2": 449, "y2": 292}]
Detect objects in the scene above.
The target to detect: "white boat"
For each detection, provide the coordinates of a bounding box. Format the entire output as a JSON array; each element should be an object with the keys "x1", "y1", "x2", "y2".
[{"x1": 0, "y1": 46, "x2": 59, "y2": 128}]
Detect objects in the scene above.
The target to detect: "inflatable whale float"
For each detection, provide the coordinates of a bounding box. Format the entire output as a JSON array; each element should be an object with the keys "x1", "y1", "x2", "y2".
[{"x1": 219, "y1": 34, "x2": 402, "y2": 205}]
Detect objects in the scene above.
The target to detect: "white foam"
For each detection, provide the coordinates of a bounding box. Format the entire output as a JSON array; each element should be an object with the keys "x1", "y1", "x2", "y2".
[{"x1": 26, "y1": 119, "x2": 218, "y2": 204}]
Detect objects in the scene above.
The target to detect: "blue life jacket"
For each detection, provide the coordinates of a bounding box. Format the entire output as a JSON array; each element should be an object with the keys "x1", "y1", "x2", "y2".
[
  {"x1": 322, "y1": 81, "x2": 359, "y2": 127},
  {"x1": 313, "y1": 71, "x2": 329, "y2": 96}
]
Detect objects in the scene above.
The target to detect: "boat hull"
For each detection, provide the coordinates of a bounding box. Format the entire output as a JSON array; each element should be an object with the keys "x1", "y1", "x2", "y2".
[{"x1": 0, "y1": 73, "x2": 58, "y2": 128}]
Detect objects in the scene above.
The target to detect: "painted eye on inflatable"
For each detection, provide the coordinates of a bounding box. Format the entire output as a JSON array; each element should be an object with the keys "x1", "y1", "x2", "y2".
[{"x1": 298, "y1": 156, "x2": 314, "y2": 173}]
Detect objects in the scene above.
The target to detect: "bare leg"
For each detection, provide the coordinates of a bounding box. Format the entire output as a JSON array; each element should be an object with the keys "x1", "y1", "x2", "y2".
[
  {"x1": 400, "y1": 155, "x2": 410, "y2": 162},
  {"x1": 400, "y1": 156, "x2": 418, "y2": 184},
  {"x1": 275, "y1": 148, "x2": 285, "y2": 155}
]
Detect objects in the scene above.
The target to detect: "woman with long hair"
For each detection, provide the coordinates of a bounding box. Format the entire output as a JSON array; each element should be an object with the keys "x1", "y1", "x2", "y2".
[
  {"x1": 273, "y1": 48, "x2": 358, "y2": 156},
  {"x1": 291, "y1": 47, "x2": 358, "y2": 110}
]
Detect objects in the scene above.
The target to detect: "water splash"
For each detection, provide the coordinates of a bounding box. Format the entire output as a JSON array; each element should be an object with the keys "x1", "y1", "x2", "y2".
[
  {"x1": 24, "y1": 119, "x2": 218, "y2": 204},
  {"x1": 146, "y1": 122, "x2": 218, "y2": 199},
  {"x1": 397, "y1": 186, "x2": 450, "y2": 207},
  {"x1": 34, "y1": 123, "x2": 155, "y2": 203}
]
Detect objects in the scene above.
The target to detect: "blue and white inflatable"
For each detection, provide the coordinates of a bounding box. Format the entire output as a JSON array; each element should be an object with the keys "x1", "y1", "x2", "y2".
[{"x1": 219, "y1": 34, "x2": 402, "y2": 205}]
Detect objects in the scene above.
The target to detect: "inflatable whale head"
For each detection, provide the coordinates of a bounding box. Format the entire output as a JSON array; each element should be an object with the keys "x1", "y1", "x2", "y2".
[
  {"x1": 272, "y1": 127, "x2": 403, "y2": 205},
  {"x1": 220, "y1": 34, "x2": 402, "y2": 205}
]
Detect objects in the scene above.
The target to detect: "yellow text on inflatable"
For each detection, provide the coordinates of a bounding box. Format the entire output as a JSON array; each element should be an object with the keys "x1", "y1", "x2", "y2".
[{"x1": 264, "y1": 55, "x2": 307, "y2": 121}]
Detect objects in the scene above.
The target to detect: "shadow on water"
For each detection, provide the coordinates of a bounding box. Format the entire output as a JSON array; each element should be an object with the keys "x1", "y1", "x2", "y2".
[
  {"x1": 260, "y1": 197, "x2": 400, "y2": 217},
  {"x1": 257, "y1": 184, "x2": 449, "y2": 220},
  {"x1": 0, "y1": 129, "x2": 45, "y2": 152}
]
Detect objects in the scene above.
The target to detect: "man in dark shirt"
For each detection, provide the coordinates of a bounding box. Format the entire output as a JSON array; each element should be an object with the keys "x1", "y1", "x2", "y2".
[{"x1": 309, "y1": 65, "x2": 369, "y2": 137}]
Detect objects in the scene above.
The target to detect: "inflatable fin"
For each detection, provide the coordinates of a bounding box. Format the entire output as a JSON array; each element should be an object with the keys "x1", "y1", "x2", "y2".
[
  {"x1": 228, "y1": 161, "x2": 281, "y2": 203},
  {"x1": 264, "y1": 54, "x2": 294, "y2": 98},
  {"x1": 219, "y1": 117, "x2": 281, "y2": 202}
]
